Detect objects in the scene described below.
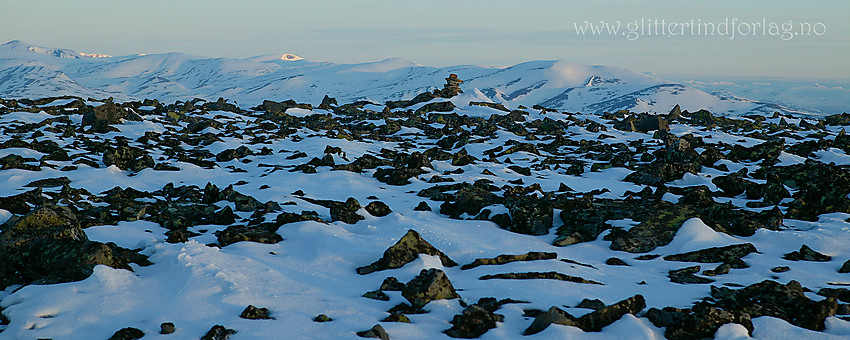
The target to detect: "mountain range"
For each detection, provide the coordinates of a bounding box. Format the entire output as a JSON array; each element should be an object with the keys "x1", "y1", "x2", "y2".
[{"x1": 0, "y1": 40, "x2": 811, "y2": 116}]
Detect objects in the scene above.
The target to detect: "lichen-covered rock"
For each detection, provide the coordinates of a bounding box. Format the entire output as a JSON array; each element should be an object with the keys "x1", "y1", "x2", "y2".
[
  {"x1": 357, "y1": 324, "x2": 390, "y2": 340},
  {"x1": 401, "y1": 268, "x2": 459, "y2": 307},
  {"x1": 461, "y1": 251, "x2": 556, "y2": 270},
  {"x1": 356, "y1": 230, "x2": 457, "y2": 275},
  {"x1": 239, "y1": 305, "x2": 273, "y2": 320},
  {"x1": 444, "y1": 303, "x2": 505, "y2": 338}
]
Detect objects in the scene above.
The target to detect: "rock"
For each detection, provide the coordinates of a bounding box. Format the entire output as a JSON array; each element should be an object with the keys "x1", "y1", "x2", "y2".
[
  {"x1": 357, "y1": 324, "x2": 390, "y2": 340},
  {"x1": 704, "y1": 263, "x2": 732, "y2": 276},
  {"x1": 160, "y1": 322, "x2": 176, "y2": 334},
  {"x1": 840, "y1": 259, "x2": 850, "y2": 273},
  {"x1": 668, "y1": 266, "x2": 714, "y2": 284},
  {"x1": 605, "y1": 257, "x2": 629, "y2": 266},
  {"x1": 216, "y1": 225, "x2": 283, "y2": 246},
  {"x1": 414, "y1": 201, "x2": 432, "y2": 211},
  {"x1": 362, "y1": 290, "x2": 389, "y2": 301},
  {"x1": 461, "y1": 251, "x2": 556, "y2": 270},
  {"x1": 663, "y1": 243, "x2": 758, "y2": 264},
  {"x1": 356, "y1": 230, "x2": 457, "y2": 275},
  {"x1": 0, "y1": 204, "x2": 146, "y2": 289},
  {"x1": 239, "y1": 305, "x2": 273, "y2": 320},
  {"x1": 469, "y1": 101, "x2": 509, "y2": 112},
  {"x1": 402, "y1": 268, "x2": 459, "y2": 307},
  {"x1": 108, "y1": 327, "x2": 145, "y2": 340},
  {"x1": 330, "y1": 197, "x2": 364, "y2": 224},
  {"x1": 479, "y1": 272, "x2": 603, "y2": 285},
  {"x1": 524, "y1": 306, "x2": 578, "y2": 335},
  {"x1": 24, "y1": 176, "x2": 71, "y2": 188},
  {"x1": 771, "y1": 266, "x2": 790, "y2": 273},
  {"x1": 313, "y1": 314, "x2": 333, "y2": 322},
  {"x1": 201, "y1": 325, "x2": 236, "y2": 340},
  {"x1": 576, "y1": 295, "x2": 645, "y2": 332},
  {"x1": 783, "y1": 244, "x2": 832, "y2": 262},
  {"x1": 318, "y1": 95, "x2": 337, "y2": 110},
  {"x1": 103, "y1": 144, "x2": 155, "y2": 172},
  {"x1": 382, "y1": 312, "x2": 411, "y2": 323},
  {"x1": 577, "y1": 298, "x2": 606, "y2": 311},
  {"x1": 365, "y1": 201, "x2": 392, "y2": 217},
  {"x1": 380, "y1": 277, "x2": 405, "y2": 291},
  {"x1": 444, "y1": 304, "x2": 504, "y2": 338},
  {"x1": 711, "y1": 280, "x2": 837, "y2": 331},
  {"x1": 416, "y1": 101, "x2": 456, "y2": 114},
  {"x1": 648, "y1": 305, "x2": 753, "y2": 340},
  {"x1": 818, "y1": 288, "x2": 850, "y2": 303}
]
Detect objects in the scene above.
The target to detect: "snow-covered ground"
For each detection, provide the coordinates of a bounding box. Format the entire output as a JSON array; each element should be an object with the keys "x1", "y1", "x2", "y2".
[{"x1": 0, "y1": 90, "x2": 849, "y2": 340}]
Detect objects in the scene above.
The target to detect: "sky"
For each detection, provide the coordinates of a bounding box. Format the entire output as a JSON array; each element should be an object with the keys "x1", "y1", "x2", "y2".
[{"x1": 2, "y1": 0, "x2": 849, "y2": 79}]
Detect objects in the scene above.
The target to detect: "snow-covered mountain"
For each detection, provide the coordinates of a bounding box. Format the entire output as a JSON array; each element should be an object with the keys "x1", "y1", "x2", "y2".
[{"x1": 0, "y1": 40, "x2": 807, "y2": 115}]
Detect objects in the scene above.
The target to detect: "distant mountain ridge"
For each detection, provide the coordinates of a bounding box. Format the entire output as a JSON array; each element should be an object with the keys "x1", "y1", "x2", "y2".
[{"x1": 0, "y1": 40, "x2": 809, "y2": 115}]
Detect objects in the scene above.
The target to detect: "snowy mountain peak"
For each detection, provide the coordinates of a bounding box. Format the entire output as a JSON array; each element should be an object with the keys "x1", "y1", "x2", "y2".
[
  {"x1": 585, "y1": 75, "x2": 624, "y2": 86},
  {"x1": 1, "y1": 40, "x2": 110, "y2": 59},
  {"x1": 246, "y1": 53, "x2": 304, "y2": 62}
]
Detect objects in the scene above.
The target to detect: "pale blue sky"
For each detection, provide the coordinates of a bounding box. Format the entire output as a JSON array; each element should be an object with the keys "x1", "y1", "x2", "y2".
[{"x1": 2, "y1": 0, "x2": 848, "y2": 78}]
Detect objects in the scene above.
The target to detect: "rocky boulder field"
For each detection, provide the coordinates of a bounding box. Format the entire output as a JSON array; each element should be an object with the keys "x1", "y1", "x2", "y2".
[{"x1": 1, "y1": 76, "x2": 850, "y2": 339}]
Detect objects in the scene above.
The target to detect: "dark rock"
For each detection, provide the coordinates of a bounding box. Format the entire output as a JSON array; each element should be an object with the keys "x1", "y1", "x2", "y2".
[
  {"x1": 108, "y1": 327, "x2": 145, "y2": 340},
  {"x1": 818, "y1": 288, "x2": 850, "y2": 303},
  {"x1": 239, "y1": 305, "x2": 273, "y2": 320},
  {"x1": 103, "y1": 145, "x2": 155, "y2": 172},
  {"x1": 362, "y1": 290, "x2": 389, "y2": 301},
  {"x1": 783, "y1": 245, "x2": 832, "y2": 262},
  {"x1": 663, "y1": 243, "x2": 758, "y2": 264},
  {"x1": 703, "y1": 263, "x2": 731, "y2": 276},
  {"x1": 444, "y1": 304, "x2": 504, "y2": 338},
  {"x1": 380, "y1": 277, "x2": 405, "y2": 291},
  {"x1": 650, "y1": 305, "x2": 753, "y2": 340},
  {"x1": 330, "y1": 197, "x2": 364, "y2": 224},
  {"x1": 216, "y1": 225, "x2": 283, "y2": 246},
  {"x1": 772, "y1": 266, "x2": 790, "y2": 273},
  {"x1": 711, "y1": 280, "x2": 837, "y2": 331},
  {"x1": 479, "y1": 272, "x2": 603, "y2": 285},
  {"x1": 402, "y1": 268, "x2": 459, "y2": 307},
  {"x1": 414, "y1": 201, "x2": 432, "y2": 211},
  {"x1": 357, "y1": 324, "x2": 390, "y2": 340},
  {"x1": 0, "y1": 204, "x2": 146, "y2": 289},
  {"x1": 313, "y1": 314, "x2": 333, "y2": 322},
  {"x1": 365, "y1": 201, "x2": 392, "y2": 217},
  {"x1": 577, "y1": 298, "x2": 606, "y2": 311},
  {"x1": 356, "y1": 229, "x2": 457, "y2": 275},
  {"x1": 160, "y1": 322, "x2": 176, "y2": 334},
  {"x1": 576, "y1": 295, "x2": 645, "y2": 332},
  {"x1": 461, "y1": 251, "x2": 556, "y2": 270},
  {"x1": 24, "y1": 177, "x2": 71, "y2": 188},
  {"x1": 201, "y1": 325, "x2": 236, "y2": 340},
  {"x1": 382, "y1": 312, "x2": 411, "y2": 323},
  {"x1": 840, "y1": 259, "x2": 850, "y2": 273},
  {"x1": 605, "y1": 257, "x2": 629, "y2": 266},
  {"x1": 668, "y1": 266, "x2": 714, "y2": 284},
  {"x1": 523, "y1": 306, "x2": 578, "y2": 335}
]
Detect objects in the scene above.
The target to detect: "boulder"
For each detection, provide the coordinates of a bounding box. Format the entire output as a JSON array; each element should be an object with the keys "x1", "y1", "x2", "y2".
[{"x1": 357, "y1": 230, "x2": 457, "y2": 275}]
